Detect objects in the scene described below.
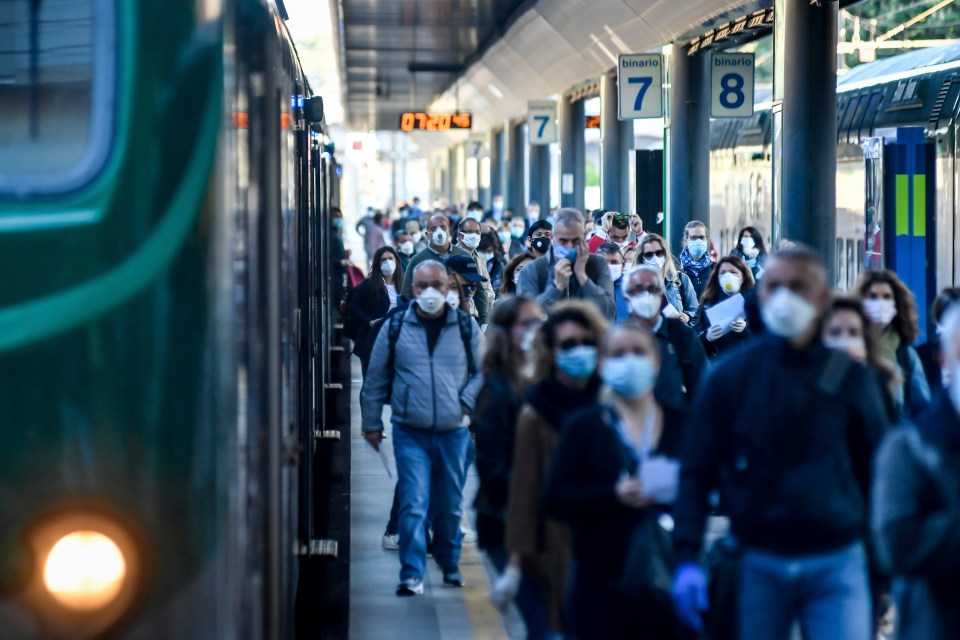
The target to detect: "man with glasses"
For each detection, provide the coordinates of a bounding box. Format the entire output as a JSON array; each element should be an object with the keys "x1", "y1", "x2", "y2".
[
  {"x1": 679, "y1": 220, "x2": 715, "y2": 300},
  {"x1": 401, "y1": 214, "x2": 489, "y2": 321},
  {"x1": 623, "y1": 264, "x2": 708, "y2": 417},
  {"x1": 361, "y1": 260, "x2": 483, "y2": 597},
  {"x1": 517, "y1": 208, "x2": 616, "y2": 319}
]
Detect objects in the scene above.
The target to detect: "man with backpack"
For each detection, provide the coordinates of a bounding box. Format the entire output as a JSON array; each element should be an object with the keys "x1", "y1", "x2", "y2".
[
  {"x1": 671, "y1": 246, "x2": 890, "y2": 640},
  {"x1": 622, "y1": 264, "x2": 708, "y2": 418},
  {"x1": 360, "y1": 260, "x2": 483, "y2": 597}
]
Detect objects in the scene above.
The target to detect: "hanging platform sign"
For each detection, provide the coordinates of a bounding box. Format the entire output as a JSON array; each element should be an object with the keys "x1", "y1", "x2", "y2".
[
  {"x1": 528, "y1": 101, "x2": 558, "y2": 145},
  {"x1": 711, "y1": 53, "x2": 755, "y2": 118},
  {"x1": 617, "y1": 54, "x2": 663, "y2": 120}
]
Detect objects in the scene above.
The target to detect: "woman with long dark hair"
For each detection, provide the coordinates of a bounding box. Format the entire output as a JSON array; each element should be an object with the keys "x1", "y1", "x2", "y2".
[
  {"x1": 855, "y1": 269, "x2": 931, "y2": 416},
  {"x1": 346, "y1": 246, "x2": 404, "y2": 374},
  {"x1": 729, "y1": 226, "x2": 768, "y2": 280},
  {"x1": 693, "y1": 256, "x2": 755, "y2": 357},
  {"x1": 479, "y1": 228, "x2": 507, "y2": 296},
  {"x1": 499, "y1": 252, "x2": 536, "y2": 298}
]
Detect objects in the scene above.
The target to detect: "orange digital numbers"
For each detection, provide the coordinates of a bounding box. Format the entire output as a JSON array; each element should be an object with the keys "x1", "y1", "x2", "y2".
[{"x1": 398, "y1": 112, "x2": 472, "y2": 131}]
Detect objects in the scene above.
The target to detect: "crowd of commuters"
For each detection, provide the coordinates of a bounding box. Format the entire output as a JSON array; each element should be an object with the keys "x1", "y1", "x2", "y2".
[{"x1": 345, "y1": 199, "x2": 957, "y2": 639}]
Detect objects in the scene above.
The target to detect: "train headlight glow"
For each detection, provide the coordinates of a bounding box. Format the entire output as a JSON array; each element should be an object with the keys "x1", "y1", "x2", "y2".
[{"x1": 42, "y1": 530, "x2": 127, "y2": 611}]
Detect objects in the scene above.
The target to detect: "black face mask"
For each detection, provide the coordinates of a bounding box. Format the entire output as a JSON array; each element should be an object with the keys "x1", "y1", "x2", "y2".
[{"x1": 531, "y1": 236, "x2": 550, "y2": 254}]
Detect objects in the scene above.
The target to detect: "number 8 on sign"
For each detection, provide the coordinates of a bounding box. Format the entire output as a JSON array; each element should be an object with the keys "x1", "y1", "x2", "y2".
[
  {"x1": 711, "y1": 52, "x2": 754, "y2": 118},
  {"x1": 618, "y1": 54, "x2": 663, "y2": 120}
]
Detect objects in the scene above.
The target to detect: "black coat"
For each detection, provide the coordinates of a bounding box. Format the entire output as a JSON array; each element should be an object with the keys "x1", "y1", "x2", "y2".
[
  {"x1": 872, "y1": 393, "x2": 960, "y2": 640},
  {"x1": 916, "y1": 339, "x2": 943, "y2": 392},
  {"x1": 651, "y1": 317, "x2": 709, "y2": 418},
  {"x1": 673, "y1": 336, "x2": 889, "y2": 561},
  {"x1": 472, "y1": 372, "x2": 524, "y2": 549},
  {"x1": 693, "y1": 293, "x2": 754, "y2": 358},
  {"x1": 346, "y1": 278, "x2": 391, "y2": 364}
]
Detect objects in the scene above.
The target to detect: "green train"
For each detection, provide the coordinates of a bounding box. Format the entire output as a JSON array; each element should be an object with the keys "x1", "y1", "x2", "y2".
[{"x1": 0, "y1": 1, "x2": 346, "y2": 637}]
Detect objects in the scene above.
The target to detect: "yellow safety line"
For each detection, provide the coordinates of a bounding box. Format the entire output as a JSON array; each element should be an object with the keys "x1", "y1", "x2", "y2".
[{"x1": 457, "y1": 544, "x2": 510, "y2": 640}]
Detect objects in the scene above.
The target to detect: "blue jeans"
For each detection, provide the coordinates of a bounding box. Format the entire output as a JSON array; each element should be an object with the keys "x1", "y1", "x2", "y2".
[
  {"x1": 487, "y1": 548, "x2": 559, "y2": 640},
  {"x1": 393, "y1": 423, "x2": 470, "y2": 580},
  {"x1": 738, "y1": 542, "x2": 871, "y2": 640}
]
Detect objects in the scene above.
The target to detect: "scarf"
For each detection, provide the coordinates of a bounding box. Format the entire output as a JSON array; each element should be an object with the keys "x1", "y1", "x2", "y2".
[
  {"x1": 526, "y1": 376, "x2": 601, "y2": 430},
  {"x1": 679, "y1": 247, "x2": 713, "y2": 277}
]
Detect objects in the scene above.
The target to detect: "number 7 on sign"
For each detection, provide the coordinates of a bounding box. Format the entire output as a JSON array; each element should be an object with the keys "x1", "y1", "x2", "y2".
[
  {"x1": 629, "y1": 77, "x2": 653, "y2": 111},
  {"x1": 533, "y1": 115, "x2": 550, "y2": 138}
]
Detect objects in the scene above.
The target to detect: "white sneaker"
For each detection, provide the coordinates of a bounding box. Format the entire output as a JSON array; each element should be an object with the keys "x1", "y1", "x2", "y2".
[
  {"x1": 396, "y1": 578, "x2": 424, "y2": 596},
  {"x1": 460, "y1": 527, "x2": 477, "y2": 544},
  {"x1": 382, "y1": 533, "x2": 399, "y2": 551}
]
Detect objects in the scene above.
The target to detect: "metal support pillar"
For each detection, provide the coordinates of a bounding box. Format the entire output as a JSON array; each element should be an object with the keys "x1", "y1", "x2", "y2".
[
  {"x1": 781, "y1": 0, "x2": 838, "y2": 278},
  {"x1": 447, "y1": 147, "x2": 456, "y2": 206},
  {"x1": 509, "y1": 121, "x2": 526, "y2": 216},
  {"x1": 601, "y1": 73, "x2": 636, "y2": 213},
  {"x1": 529, "y1": 143, "x2": 550, "y2": 211},
  {"x1": 668, "y1": 44, "x2": 710, "y2": 250},
  {"x1": 560, "y1": 98, "x2": 585, "y2": 210}
]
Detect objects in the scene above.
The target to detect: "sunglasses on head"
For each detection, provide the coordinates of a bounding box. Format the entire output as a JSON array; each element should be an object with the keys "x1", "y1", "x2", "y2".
[
  {"x1": 642, "y1": 249, "x2": 666, "y2": 260},
  {"x1": 558, "y1": 338, "x2": 596, "y2": 350}
]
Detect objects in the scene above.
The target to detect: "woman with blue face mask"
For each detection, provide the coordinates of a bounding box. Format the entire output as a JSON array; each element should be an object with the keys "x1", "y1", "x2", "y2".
[
  {"x1": 504, "y1": 301, "x2": 608, "y2": 636},
  {"x1": 543, "y1": 324, "x2": 687, "y2": 639}
]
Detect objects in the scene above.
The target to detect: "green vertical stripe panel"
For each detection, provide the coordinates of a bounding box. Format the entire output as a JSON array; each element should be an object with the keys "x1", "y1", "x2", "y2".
[
  {"x1": 913, "y1": 174, "x2": 926, "y2": 237},
  {"x1": 896, "y1": 174, "x2": 909, "y2": 236}
]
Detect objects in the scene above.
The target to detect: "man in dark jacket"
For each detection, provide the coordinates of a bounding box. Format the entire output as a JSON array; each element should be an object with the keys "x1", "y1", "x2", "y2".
[
  {"x1": 872, "y1": 304, "x2": 960, "y2": 640},
  {"x1": 671, "y1": 247, "x2": 889, "y2": 639},
  {"x1": 622, "y1": 264, "x2": 708, "y2": 417}
]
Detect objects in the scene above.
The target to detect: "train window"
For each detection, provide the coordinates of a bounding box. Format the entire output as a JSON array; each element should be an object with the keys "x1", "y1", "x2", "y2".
[{"x1": 0, "y1": 0, "x2": 114, "y2": 196}]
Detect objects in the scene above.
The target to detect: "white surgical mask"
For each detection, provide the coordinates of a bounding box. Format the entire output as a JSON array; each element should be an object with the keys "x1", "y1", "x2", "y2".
[
  {"x1": 513, "y1": 271, "x2": 522, "y2": 286},
  {"x1": 628, "y1": 292, "x2": 662, "y2": 320},
  {"x1": 380, "y1": 259, "x2": 396, "y2": 277},
  {"x1": 740, "y1": 236, "x2": 756, "y2": 252},
  {"x1": 645, "y1": 255, "x2": 666, "y2": 270},
  {"x1": 430, "y1": 228, "x2": 448, "y2": 246},
  {"x1": 823, "y1": 335, "x2": 866, "y2": 361},
  {"x1": 601, "y1": 355, "x2": 656, "y2": 398},
  {"x1": 467, "y1": 210, "x2": 483, "y2": 222},
  {"x1": 480, "y1": 251, "x2": 494, "y2": 263},
  {"x1": 417, "y1": 287, "x2": 446, "y2": 314},
  {"x1": 460, "y1": 232, "x2": 481, "y2": 250},
  {"x1": 761, "y1": 288, "x2": 817, "y2": 338},
  {"x1": 719, "y1": 272, "x2": 742, "y2": 294},
  {"x1": 608, "y1": 264, "x2": 624, "y2": 281},
  {"x1": 399, "y1": 240, "x2": 414, "y2": 255},
  {"x1": 863, "y1": 298, "x2": 897, "y2": 326},
  {"x1": 445, "y1": 291, "x2": 461, "y2": 309},
  {"x1": 615, "y1": 241, "x2": 631, "y2": 251},
  {"x1": 411, "y1": 231, "x2": 423, "y2": 243}
]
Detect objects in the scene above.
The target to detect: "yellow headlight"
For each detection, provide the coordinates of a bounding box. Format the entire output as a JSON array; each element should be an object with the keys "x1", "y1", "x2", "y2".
[{"x1": 42, "y1": 531, "x2": 127, "y2": 611}]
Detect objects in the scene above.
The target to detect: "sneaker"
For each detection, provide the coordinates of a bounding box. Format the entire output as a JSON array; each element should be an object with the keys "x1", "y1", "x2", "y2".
[
  {"x1": 381, "y1": 533, "x2": 399, "y2": 551},
  {"x1": 396, "y1": 577, "x2": 424, "y2": 596},
  {"x1": 460, "y1": 526, "x2": 477, "y2": 544},
  {"x1": 442, "y1": 569, "x2": 465, "y2": 588}
]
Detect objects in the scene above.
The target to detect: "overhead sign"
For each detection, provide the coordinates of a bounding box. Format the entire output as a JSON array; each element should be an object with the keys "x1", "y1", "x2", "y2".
[
  {"x1": 528, "y1": 101, "x2": 558, "y2": 145},
  {"x1": 399, "y1": 112, "x2": 472, "y2": 132},
  {"x1": 466, "y1": 134, "x2": 486, "y2": 158},
  {"x1": 617, "y1": 54, "x2": 663, "y2": 120},
  {"x1": 711, "y1": 53, "x2": 755, "y2": 118}
]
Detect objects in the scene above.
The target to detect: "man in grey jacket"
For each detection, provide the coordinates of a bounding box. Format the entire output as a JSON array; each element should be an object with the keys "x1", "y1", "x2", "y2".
[
  {"x1": 517, "y1": 208, "x2": 616, "y2": 320},
  {"x1": 360, "y1": 260, "x2": 483, "y2": 596}
]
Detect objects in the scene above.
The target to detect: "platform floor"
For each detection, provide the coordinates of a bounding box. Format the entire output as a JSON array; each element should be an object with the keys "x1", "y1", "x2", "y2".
[{"x1": 348, "y1": 358, "x2": 523, "y2": 639}]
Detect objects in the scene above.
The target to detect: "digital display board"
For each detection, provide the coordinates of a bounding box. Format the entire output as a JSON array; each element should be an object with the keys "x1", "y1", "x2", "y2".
[
  {"x1": 399, "y1": 112, "x2": 472, "y2": 132},
  {"x1": 585, "y1": 115, "x2": 600, "y2": 129}
]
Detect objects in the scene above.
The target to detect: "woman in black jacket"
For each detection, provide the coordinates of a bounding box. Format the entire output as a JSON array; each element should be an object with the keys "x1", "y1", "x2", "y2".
[
  {"x1": 693, "y1": 256, "x2": 755, "y2": 358},
  {"x1": 543, "y1": 323, "x2": 688, "y2": 639},
  {"x1": 479, "y1": 228, "x2": 506, "y2": 297},
  {"x1": 729, "y1": 226, "x2": 767, "y2": 281},
  {"x1": 472, "y1": 296, "x2": 552, "y2": 638},
  {"x1": 347, "y1": 245, "x2": 403, "y2": 374}
]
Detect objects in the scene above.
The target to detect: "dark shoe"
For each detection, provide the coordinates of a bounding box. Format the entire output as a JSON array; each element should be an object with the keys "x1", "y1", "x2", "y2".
[
  {"x1": 442, "y1": 569, "x2": 464, "y2": 588},
  {"x1": 396, "y1": 578, "x2": 424, "y2": 596}
]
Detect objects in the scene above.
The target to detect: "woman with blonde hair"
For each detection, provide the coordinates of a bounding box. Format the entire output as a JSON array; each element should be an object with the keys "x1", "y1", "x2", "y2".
[
  {"x1": 635, "y1": 232, "x2": 698, "y2": 324},
  {"x1": 496, "y1": 301, "x2": 608, "y2": 636}
]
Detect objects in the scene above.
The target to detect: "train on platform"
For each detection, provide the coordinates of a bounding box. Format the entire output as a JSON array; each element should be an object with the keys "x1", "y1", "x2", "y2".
[
  {"x1": 0, "y1": 1, "x2": 348, "y2": 638},
  {"x1": 710, "y1": 41, "x2": 960, "y2": 292}
]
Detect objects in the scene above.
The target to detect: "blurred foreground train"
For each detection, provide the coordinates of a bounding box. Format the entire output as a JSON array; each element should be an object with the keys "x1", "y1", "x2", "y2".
[
  {"x1": 0, "y1": 1, "x2": 348, "y2": 638},
  {"x1": 711, "y1": 41, "x2": 960, "y2": 296}
]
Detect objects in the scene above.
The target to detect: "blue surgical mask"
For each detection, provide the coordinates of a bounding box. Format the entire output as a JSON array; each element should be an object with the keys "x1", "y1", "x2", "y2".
[
  {"x1": 467, "y1": 210, "x2": 484, "y2": 222},
  {"x1": 601, "y1": 355, "x2": 656, "y2": 398},
  {"x1": 498, "y1": 230, "x2": 511, "y2": 245},
  {"x1": 556, "y1": 346, "x2": 597, "y2": 380},
  {"x1": 688, "y1": 239, "x2": 708, "y2": 259},
  {"x1": 553, "y1": 243, "x2": 577, "y2": 261},
  {"x1": 332, "y1": 218, "x2": 343, "y2": 229}
]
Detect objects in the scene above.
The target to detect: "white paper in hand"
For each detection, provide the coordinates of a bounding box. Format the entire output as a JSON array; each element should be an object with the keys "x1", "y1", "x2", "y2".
[
  {"x1": 640, "y1": 456, "x2": 680, "y2": 504},
  {"x1": 378, "y1": 447, "x2": 394, "y2": 479},
  {"x1": 661, "y1": 303, "x2": 681, "y2": 318},
  {"x1": 704, "y1": 293, "x2": 745, "y2": 331}
]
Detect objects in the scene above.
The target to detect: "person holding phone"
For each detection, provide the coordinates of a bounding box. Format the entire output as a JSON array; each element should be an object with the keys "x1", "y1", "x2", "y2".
[{"x1": 517, "y1": 208, "x2": 616, "y2": 320}]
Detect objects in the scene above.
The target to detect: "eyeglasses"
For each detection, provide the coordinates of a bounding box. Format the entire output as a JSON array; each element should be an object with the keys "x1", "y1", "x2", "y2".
[
  {"x1": 558, "y1": 338, "x2": 596, "y2": 350},
  {"x1": 642, "y1": 250, "x2": 666, "y2": 260}
]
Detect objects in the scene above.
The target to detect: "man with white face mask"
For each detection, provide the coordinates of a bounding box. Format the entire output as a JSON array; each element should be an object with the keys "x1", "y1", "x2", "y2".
[
  {"x1": 456, "y1": 217, "x2": 495, "y2": 324},
  {"x1": 672, "y1": 246, "x2": 889, "y2": 640},
  {"x1": 872, "y1": 304, "x2": 960, "y2": 640},
  {"x1": 361, "y1": 260, "x2": 483, "y2": 597},
  {"x1": 401, "y1": 214, "x2": 489, "y2": 323},
  {"x1": 623, "y1": 264, "x2": 708, "y2": 419}
]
